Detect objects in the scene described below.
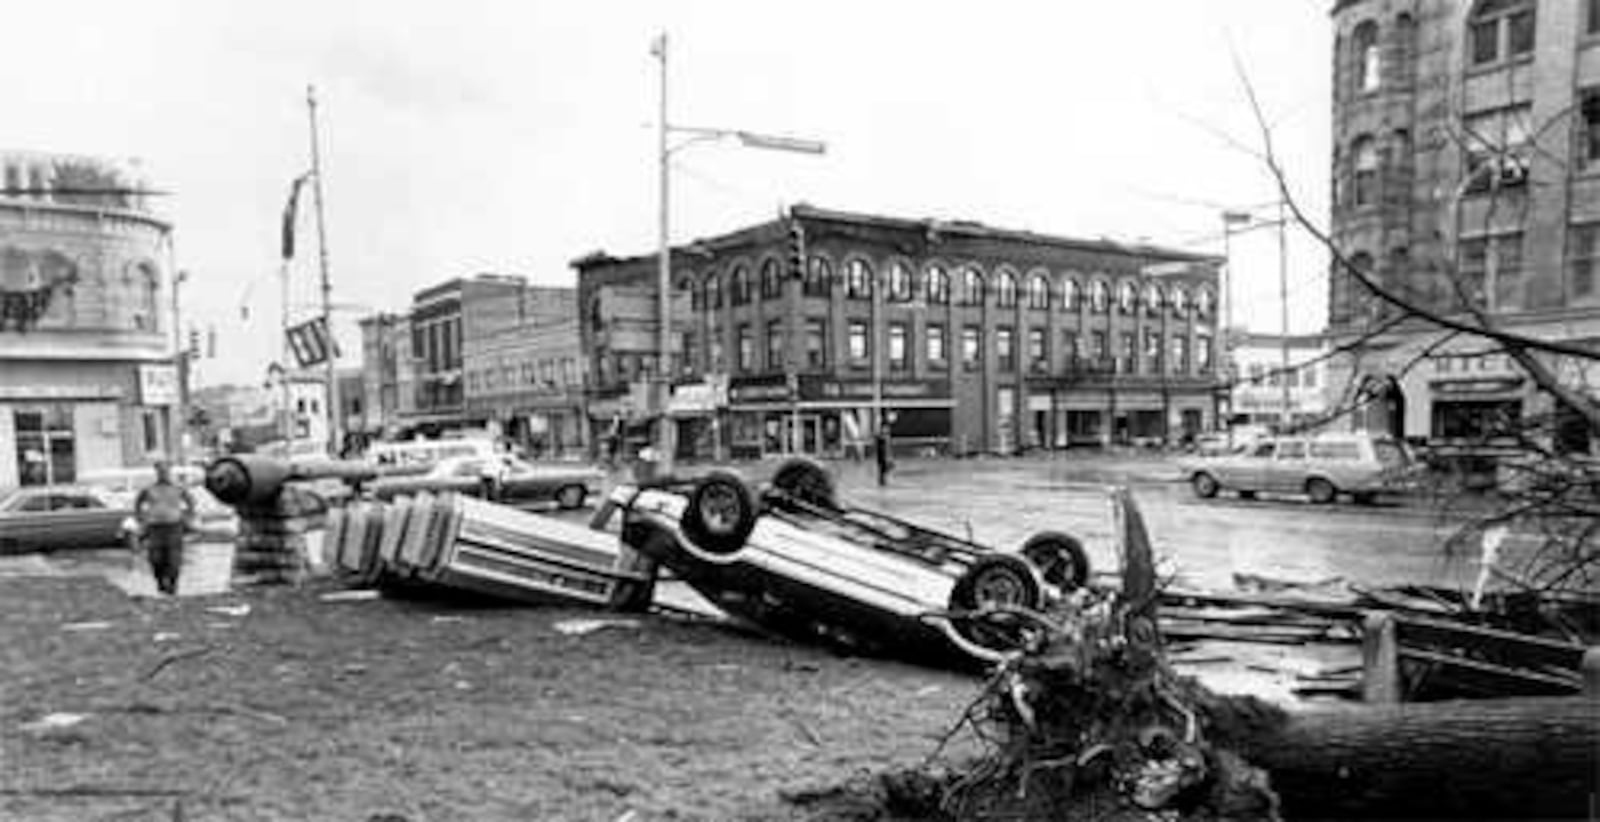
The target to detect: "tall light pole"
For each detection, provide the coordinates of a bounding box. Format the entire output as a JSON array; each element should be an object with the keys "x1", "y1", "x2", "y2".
[
  {"x1": 307, "y1": 84, "x2": 338, "y2": 457},
  {"x1": 650, "y1": 33, "x2": 825, "y2": 473},
  {"x1": 1276, "y1": 197, "x2": 1292, "y2": 430},
  {"x1": 169, "y1": 266, "x2": 189, "y2": 464},
  {"x1": 1220, "y1": 210, "x2": 1252, "y2": 432}
]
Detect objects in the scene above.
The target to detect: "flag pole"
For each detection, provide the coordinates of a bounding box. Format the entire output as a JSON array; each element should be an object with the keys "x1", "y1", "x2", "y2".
[{"x1": 307, "y1": 84, "x2": 339, "y2": 457}]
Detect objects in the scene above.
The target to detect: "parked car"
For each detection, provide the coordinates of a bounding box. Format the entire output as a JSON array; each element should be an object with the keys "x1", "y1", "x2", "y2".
[
  {"x1": 1179, "y1": 432, "x2": 1421, "y2": 504},
  {"x1": 0, "y1": 486, "x2": 135, "y2": 553},
  {"x1": 369, "y1": 455, "x2": 603, "y2": 510},
  {"x1": 596, "y1": 458, "x2": 1097, "y2": 670}
]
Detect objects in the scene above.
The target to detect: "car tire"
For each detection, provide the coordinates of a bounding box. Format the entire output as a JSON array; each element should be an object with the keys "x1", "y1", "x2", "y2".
[
  {"x1": 1306, "y1": 477, "x2": 1337, "y2": 505},
  {"x1": 681, "y1": 471, "x2": 758, "y2": 555},
  {"x1": 556, "y1": 484, "x2": 587, "y2": 510},
  {"x1": 1019, "y1": 531, "x2": 1090, "y2": 591},
  {"x1": 1191, "y1": 472, "x2": 1220, "y2": 499},
  {"x1": 769, "y1": 457, "x2": 838, "y2": 511},
  {"x1": 947, "y1": 554, "x2": 1044, "y2": 654}
]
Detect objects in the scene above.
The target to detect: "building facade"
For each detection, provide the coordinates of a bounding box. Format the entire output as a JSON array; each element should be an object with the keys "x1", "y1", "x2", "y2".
[
  {"x1": 0, "y1": 151, "x2": 177, "y2": 489},
  {"x1": 463, "y1": 314, "x2": 586, "y2": 458},
  {"x1": 357, "y1": 311, "x2": 413, "y2": 436},
  {"x1": 575, "y1": 206, "x2": 1222, "y2": 459},
  {"x1": 1227, "y1": 333, "x2": 1332, "y2": 428},
  {"x1": 1328, "y1": 0, "x2": 1600, "y2": 443}
]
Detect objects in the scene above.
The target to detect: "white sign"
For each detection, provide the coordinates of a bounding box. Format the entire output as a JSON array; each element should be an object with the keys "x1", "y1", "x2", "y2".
[{"x1": 138, "y1": 364, "x2": 178, "y2": 406}]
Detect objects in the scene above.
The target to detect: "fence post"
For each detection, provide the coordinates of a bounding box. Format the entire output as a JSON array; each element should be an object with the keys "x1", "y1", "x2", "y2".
[{"x1": 1362, "y1": 611, "x2": 1400, "y2": 704}]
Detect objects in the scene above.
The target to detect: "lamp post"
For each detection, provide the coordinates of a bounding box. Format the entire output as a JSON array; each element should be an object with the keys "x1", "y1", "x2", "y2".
[
  {"x1": 170, "y1": 267, "x2": 189, "y2": 464},
  {"x1": 650, "y1": 33, "x2": 825, "y2": 474},
  {"x1": 1220, "y1": 210, "x2": 1252, "y2": 434}
]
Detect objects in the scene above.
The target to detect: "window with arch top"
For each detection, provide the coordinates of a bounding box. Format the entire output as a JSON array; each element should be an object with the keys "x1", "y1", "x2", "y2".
[
  {"x1": 803, "y1": 257, "x2": 831, "y2": 297},
  {"x1": 730, "y1": 264, "x2": 752, "y2": 305},
  {"x1": 1027, "y1": 273, "x2": 1050, "y2": 309},
  {"x1": 1469, "y1": 0, "x2": 1535, "y2": 67},
  {"x1": 703, "y1": 272, "x2": 722, "y2": 309},
  {"x1": 1169, "y1": 284, "x2": 1189, "y2": 317},
  {"x1": 1353, "y1": 20, "x2": 1381, "y2": 92},
  {"x1": 1060, "y1": 277, "x2": 1080, "y2": 311},
  {"x1": 1143, "y1": 283, "x2": 1164, "y2": 317},
  {"x1": 925, "y1": 265, "x2": 950, "y2": 305},
  {"x1": 1089, "y1": 279, "x2": 1110, "y2": 313},
  {"x1": 759, "y1": 259, "x2": 782, "y2": 300},
  {"x1": 995, "y1": 270, "x2": 1018, "y2": 308},
  {"x1": 886, "y1": 260, "x2": 913, "y2": 302},
  {"x1": 844, "y1": 258, "x2": 873, "y2": 300},
  {"x1": 1116, "y1": 280, "x2": 1137, "y2": 315},
  {"x1": 960, "y1": 267, "x2": 986, "y2": 306}
]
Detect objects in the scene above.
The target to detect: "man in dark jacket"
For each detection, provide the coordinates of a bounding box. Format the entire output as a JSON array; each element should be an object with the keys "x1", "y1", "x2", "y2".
[{"x1": 134, "y1": 460, "x2": 196, "y2": 596}]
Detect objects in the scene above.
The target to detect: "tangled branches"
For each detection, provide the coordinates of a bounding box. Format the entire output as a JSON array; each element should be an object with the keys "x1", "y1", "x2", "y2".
[{"x1": 932, "y1": 590, "x2": 1285, "y2": 822}]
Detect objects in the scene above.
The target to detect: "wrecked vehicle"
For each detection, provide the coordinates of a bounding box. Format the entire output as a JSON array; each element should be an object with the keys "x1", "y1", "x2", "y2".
[{"x1": 596, "y1": 458, "x2": 1098, "y2": 669}]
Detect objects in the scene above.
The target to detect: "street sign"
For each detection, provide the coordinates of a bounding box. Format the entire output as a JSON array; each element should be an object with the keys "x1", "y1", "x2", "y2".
[{"x1": 286, "y1": 317, "x2": 339, "y2": 367}]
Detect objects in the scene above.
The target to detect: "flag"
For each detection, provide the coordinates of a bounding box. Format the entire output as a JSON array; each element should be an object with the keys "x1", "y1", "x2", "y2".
[
  {"x1": 281, "y1": 174, "x2": 309, "y2": 260},
  {"x1": 649, "y1": 33, "x2": 666, "y2": 59}
]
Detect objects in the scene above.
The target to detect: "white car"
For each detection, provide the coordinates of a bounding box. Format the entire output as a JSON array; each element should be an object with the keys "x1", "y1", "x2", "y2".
[
  {"x1": 1180, "y1": 432, "x2": 1421, "y2": 504},
  {"x1": 597, "y1": 459, "x2": 1109, "y2": 670}
]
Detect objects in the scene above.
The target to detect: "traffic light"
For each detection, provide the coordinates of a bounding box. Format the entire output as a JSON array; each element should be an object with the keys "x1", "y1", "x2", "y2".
[
  {"x1": 188, "y1": 327, "x2": 201, "y2": 357},
  {"x1": 206, "y1": 326, "x2": 217, "y2": 358},
  {"x1": 786, "y1": 220, "x2": 806, "y2": 279}
]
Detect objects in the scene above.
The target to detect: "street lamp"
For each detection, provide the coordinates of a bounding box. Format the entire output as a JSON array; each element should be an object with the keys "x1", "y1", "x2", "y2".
[{"x1": 650, "y1": 32, "x2": 826, "y2": 474}]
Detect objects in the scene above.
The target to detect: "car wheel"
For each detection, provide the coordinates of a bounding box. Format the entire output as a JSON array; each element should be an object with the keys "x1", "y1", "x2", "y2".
[
  {"x1": 1191, "y1": 472, "x2": 1220, "y2": 499},
  {"x1": 948, "y1": 554, "x2": 1044, "y2": 654},
  {"x1": 1306, "y1": 477, "x2": 1337, "y2": 505},
  {"x1": 556, "y1": 485, "x2": 587, "y2": 510},
  {"x1": 769, "y1": 457, "x2": 838, "y2": 511},
  {"x1": 681, "y1": 471, "x2": 758, "y2": 555},
  {"x1": 1019, "y1": 531, "x2": 1090, "y2": 592}
]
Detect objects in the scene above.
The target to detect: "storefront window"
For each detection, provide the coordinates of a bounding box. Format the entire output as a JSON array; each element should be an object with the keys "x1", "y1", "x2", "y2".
[{"x1": 15, "y1": 405, "x2": 76, "y2": 486}]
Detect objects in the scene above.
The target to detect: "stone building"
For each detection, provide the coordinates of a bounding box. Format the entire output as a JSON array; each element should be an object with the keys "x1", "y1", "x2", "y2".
[
  {"x1": 1328, "y1": 0, "x2": 1600, "y2": 444},
  {"x1": 574, "y1": 205, "x2": 1222, "y2": 459},
  {"x1": 0, "y1": 150, "x2": 177, "y2": 488},
  {"x1": 463, "y1": 314, "x2": 585, "y2": 458}
]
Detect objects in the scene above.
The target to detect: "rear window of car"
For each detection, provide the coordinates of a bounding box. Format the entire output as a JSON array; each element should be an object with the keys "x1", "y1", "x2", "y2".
[
  {"x1": 1310, "y1": 441, "x2": 1362, "y2": 460},
  {"x1": 1276, "y1": 441, "x2": 1307, "y2": 459}
]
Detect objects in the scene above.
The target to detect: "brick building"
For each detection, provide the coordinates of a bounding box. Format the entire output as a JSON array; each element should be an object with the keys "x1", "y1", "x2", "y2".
[
  {"x1": 574, "y1": 205, "x2": 1222, "y2": 460},
  {"x1": 0, "y1": 151, "x2": 177, "y2": 489},
  {"x1": 1328, "y1": 0, "x2": 1600, "y2": 444},
  {"x1": 462, "y1": 309, "x2": 585, "y2": 458}
]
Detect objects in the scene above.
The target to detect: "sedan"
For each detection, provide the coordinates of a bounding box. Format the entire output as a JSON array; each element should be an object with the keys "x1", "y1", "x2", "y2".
[
  {"x1": 0, "y1": 486, "x2": 133, "y2": 553},
  {"x1": 369, "y1": 455, "x2": 603, "y2": 510},
  {"x1": 599, "y1": 458, "x2": 1101, "y2": 671}
]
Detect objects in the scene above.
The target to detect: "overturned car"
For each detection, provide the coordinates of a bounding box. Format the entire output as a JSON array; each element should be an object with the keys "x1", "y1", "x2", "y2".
[{"x1": 597, "y1": 459, "x2": 1101, "y2": 670}]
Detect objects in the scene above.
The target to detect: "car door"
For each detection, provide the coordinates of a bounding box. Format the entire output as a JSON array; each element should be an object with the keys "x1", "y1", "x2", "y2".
[
  {"x1": 49, "y1": 491, "x2": 123, "y2": 549},
  {"x1": 1267, "y1": 440, "x2": 1308, "y2": 493},
  {"x1": 1221, "y1": 440, "x2": 1276, "y2": 492},
  {"x1": 0, "y1": 492, "x2": 55, "y2": 550}
]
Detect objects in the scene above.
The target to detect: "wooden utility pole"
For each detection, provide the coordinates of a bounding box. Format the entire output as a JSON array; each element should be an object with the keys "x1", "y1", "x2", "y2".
[{"x1": 307, "y1": 85, "x2": 339, "y2": 456}]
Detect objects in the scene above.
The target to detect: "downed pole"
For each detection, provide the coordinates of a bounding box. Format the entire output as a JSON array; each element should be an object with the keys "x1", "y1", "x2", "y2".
[{"x1": 917, "y1": 489, "x2": 1599, "y2": 821}]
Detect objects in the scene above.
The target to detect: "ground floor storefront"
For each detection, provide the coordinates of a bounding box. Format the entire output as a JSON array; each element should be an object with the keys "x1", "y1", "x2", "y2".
[
  {"x1": 1020, "y1": 379, "x2": 1216, "y2": 450},
  {"x1": 0, "y1": 359, "x2": 177, "y2": 489}
]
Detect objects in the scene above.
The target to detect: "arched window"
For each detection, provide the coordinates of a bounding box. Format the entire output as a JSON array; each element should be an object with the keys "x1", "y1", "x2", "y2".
[
  {"x1": 1116, "y1": 280, "x2": 1137, "y2": 315},
  {"x1": 1169, "y1": 285, "x2": 1189, "y2": 317},
  {"x1": 1395, "y1": 13, "x2": 1417, "y2": 86},
  {"x1": 704, "y1": 272, "x2": 722, "y2": 309},
  {"x1": 1060, "y1": 277, "x2": 1080, "y2": 311},
  {"x1": 1027, "y1": 273, "x2": 1050, "y2": 309},
  {"x1": 925, "y1": 265, "x2": 950, "y2": 304},
  {"x1": 730, "y1": 264, "x2": 752, "y2": 305},
  {"x1": 1353, "y1": 20, "x2": 1381, "y2": 93},
  {"x1": 845, "y1": 258, "x2": 873, "y2": 300},
  {"x1": 1352, "y1": 136, "x2": 1379, "y2": 207},
  {"x1": 960, "y1": 267, "x2": 986, "y2": 306},
  {"x1": 995, "y1": 269, "x2": 1018, "y2": 308},
  {"x1": 803, "y1": 257, "x2": 831, "y2": 298},
  {"x1": 1469, "y1": 0, "x2": 1535, "y2": 66},
  {"x1": 760, "y1": 258, "x2": 782, "y2": 300},
  {"x1": 1143, "y1": 283, "x2": 1164, "y2": 317},
  {"x1": 887, "y1": 260, "x2": 913, "y2": 302},
  {"x1": 1195, "y1": 287, "x2": 1214, "y2": 319},
  {"x1": 1089, "y1": 279, "x2": 1110, "y2": 313}
]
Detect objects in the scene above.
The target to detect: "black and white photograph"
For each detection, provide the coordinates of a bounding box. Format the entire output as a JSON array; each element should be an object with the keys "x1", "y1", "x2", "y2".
[{"x1": 1, "y1": 1, "x2": 1596, "y2": 820}]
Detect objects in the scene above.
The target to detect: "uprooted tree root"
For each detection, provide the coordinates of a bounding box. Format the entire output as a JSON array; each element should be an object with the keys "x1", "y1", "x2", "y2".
[{"x1": 793, "y1": 591, "x2": 1292, "y2": 821}]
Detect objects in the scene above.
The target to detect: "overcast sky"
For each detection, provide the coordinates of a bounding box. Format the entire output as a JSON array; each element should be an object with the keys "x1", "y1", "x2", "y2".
[{"x1": 6, "y1": 0, "x2": 1332, "y2": 386}]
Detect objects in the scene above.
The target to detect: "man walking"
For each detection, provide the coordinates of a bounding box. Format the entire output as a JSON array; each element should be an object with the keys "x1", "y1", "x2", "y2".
[{"x1": 134, "y1": 460, "x2": 196, "y2": 596}]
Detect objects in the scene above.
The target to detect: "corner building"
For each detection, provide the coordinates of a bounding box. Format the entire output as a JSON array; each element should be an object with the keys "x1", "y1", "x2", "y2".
[
  {"x1": 0, "y1": 151, "x2": 176, "y2": 488},
  {"x1": 1329, "y1": 0, "x2": 1600, "y2": 443},
  {"x1": 575, "y1": 206, "x2": 1221, "y2": 459}
]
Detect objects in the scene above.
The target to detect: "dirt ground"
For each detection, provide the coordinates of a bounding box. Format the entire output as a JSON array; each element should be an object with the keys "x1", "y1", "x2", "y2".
[{"x1": 0, "y1": 573, "x2": 983, "y2": 822}]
